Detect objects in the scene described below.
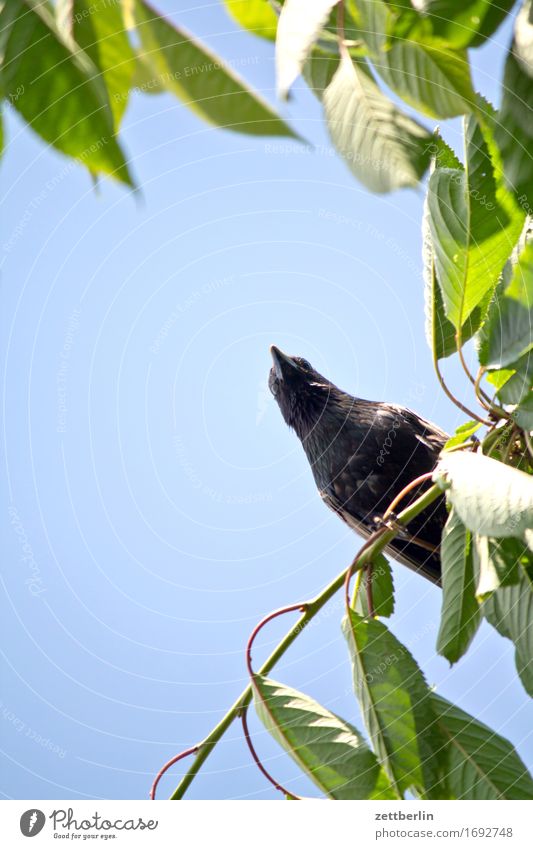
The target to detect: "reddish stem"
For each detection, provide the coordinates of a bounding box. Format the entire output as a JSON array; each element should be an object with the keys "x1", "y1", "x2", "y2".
[
  {"x1": 383, "y1": 472, "x2": 434, "y2": 519},
  {"x1": 241, "y1": 706, "x2": 301, "y2": 800},
  {"x1": 246, "y1": 603, "x2": 307, "y2": 679},
  {"x1": 365, "y1": 562, "x2": 375, "y2": 618}
]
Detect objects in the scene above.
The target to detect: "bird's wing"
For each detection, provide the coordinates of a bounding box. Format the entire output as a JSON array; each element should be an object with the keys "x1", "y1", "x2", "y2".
[{"x1": 317, "y1": 403, "x2": 448, "y2": 585}]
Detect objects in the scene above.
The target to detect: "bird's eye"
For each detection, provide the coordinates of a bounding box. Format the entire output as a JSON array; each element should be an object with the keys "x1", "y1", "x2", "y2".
[{"x1": 298, "y1": 358, "x2": 312, "y2": 370}]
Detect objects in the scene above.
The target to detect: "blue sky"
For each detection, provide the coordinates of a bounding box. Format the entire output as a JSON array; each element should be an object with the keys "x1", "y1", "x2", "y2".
[{"x1": 1, "y1": 1, "x2": 531, "y2": 800}]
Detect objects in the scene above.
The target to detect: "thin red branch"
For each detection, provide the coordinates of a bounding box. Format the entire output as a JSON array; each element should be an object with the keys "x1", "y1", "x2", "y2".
[{"x1": 150, "y1": 745, "x2": 199, "y2": 800}]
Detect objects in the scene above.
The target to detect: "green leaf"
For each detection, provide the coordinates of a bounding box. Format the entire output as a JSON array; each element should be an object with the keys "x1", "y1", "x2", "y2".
[
  {"x1": 342, "y1": 610, "x2": 444, "y2": 798},
  {"x1": 473, "y1": 535, "x2": 523, "y2": 598},
  {"x1": 355, "y1": 0, "x2": 476, "y2": 119},
  {"x1": 427, "y1": 113, "x2": 524, "y2": 328},
  {"x1": 434, "y1": 451, "x2": 533, "y2": 542},
  {"x1": 493, "y1": 352, "x2": 533, "y2": 407},
  {"x1": 322, "y1": 52, "x2": 432, "y2": 193},
  {"x1": 513, "y1": 393, "x2": 533, "y2": 430},
  {"x1": 482, "y1": 563, "x2": 533, "y2": 696},
  {"x1": 252, "y1": 675, "x2": 398, "y2": 799},
  {"x1": 57, "y1": 0, "x2": 135, "y2": 126},
  {"x1": 223, "y1": 0, "x2": 278, "y2": 40},
  {"x1": 478, "y1": 243, "x2": 533, "y2": 370},
  {"x1": 1, "y1": 0, "x2": 132, "y2": 183},
  {"x1": 130, "y1": 49, "x2": 167, "y2": 94},
  {"x1": 128, "y1": 0, "x2": 298, "y2": 138},
  {"x1": 437, "y1": 510, "x2": 481, "y2": 663},
  {"x1": 423, "y1": 144, "x2": 492, "y2": 359},
  {"x1": 495, "y1": 49, "x2": 533, "y2": 205},
  {"x1": 431, "y1": 692, "x2": 533, "y2": 798},
  {"x1": 354, "y1": 554, "x2": 395, "y2": 619},
  {"x1": 275, "y1": 0, "x2": 338, "y2": 98},
  {"x1": 443, "y1": 421, "x2": 481, "y2": 450}
]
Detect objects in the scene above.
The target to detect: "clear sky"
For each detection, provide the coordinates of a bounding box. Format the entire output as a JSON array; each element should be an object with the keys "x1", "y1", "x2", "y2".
[{"x1": 1, "y1": 2, "x2": 531, "y2": 800}]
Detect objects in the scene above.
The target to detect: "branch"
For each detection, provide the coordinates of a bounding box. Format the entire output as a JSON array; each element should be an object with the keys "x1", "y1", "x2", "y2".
[{"x1": 167, "y1": 483, "x2": 442, "y2": 800}]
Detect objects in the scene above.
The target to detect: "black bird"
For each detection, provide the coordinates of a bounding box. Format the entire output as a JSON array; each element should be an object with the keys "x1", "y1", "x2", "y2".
[{"x1": 269, "y1": 347, "x2": 449, "y2": 585}]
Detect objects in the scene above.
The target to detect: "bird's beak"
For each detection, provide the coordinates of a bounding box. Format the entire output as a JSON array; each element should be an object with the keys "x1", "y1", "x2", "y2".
[{"x1": 270, "y1": 346, "x2": 299, "y2": 381}]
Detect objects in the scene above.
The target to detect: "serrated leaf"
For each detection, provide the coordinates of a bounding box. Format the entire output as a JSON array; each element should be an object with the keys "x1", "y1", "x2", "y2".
[
  {"x1": 276, "y1": 0, "x2": 338, "y2": 98},
  {"x1": 342, "y1": 610, "x2": 444, "y2": 798},
  {"x1": 482, "y1": 562, "x2": 533, "y2": 696},
  {"x1": 403, "y1": 1, "x2": 516, "y2": 49},
  {"x1": 128, "y1": 0, "x2": 298, "y2": 138},
  {"x1": 57, "y1": 0, "x2": 135, "y2": 126},
  {"x1": 515, "y1": 0, "x2": 533, "y2": 75},
  {"x1": 474, "y1": 535, "x2": 524, "y2": 598},
  {"x1": 354, "y1": 554, "x2": 395, "y2": 619},
  {"x1": 437, "y1": 510, "x2": 481, "y2": 663},
  {"x1": 423, "y1": 175, "x2": 491, "y2": 359},
  {"x1": 435, "y1": 451, "x2": 533, "y2": 542},
  {"x1": 302, "y1": 47, "x2": 339, "y2": 100},
  {"x1": 498, "y1": 354, "x2": 532, "y2": 406},
  {"x1": 323, "y1": 52, "x2": 432, "y2": 193},
  {"x1": 252, "y1": 675, "x2": 397, "y2": 799},
  {"x1": 431, "y1": 692, "x2": 533, "y2": 798},
  {"x1": 443, "y1": 421, "x2": 481, "y2": 450},
  {"x1": 495, "y1": 48, "x2": 533, "y2": 204},
  {"x1": 513, "y1": 393, "x2": 533, "y2": 429},
  {"x1": 224, "y1": 0, "x2": 278, "y2": 41},
  {"x1": 355, "y1": 0, "x2": 475, "y2": 119},
  {"x1": 1, "y1": 0, "x2": 132, "y2": 183},
  {"x1": 130, "y1": 49, "x2": 167, "y2": 94},
  {"x1": 478, "y1": 243, "x2": 533, "y2": 370},
  {"x1": 427, "y1": 113, "x2": 524, "y2": 328}
]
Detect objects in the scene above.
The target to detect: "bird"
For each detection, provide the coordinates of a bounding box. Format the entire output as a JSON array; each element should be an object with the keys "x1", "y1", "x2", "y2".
[{"x1": 268, "y1": 346, "x2": 449, "y2": 585}]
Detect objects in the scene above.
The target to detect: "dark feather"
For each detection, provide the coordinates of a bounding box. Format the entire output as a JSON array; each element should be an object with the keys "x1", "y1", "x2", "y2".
[{"x1": 269, "y1": 348, "x2": 448, "y2": 585}]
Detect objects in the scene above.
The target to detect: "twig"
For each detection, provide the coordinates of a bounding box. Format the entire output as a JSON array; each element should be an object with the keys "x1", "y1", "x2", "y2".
[
  {"x1": 241, "y1": 706, "x2": 302, "y2": 800},
  {"x1": 365, "y1": 562, "x2": 375, "y2": 618},
  {"x1": 433, "y1": 355, "x2": 490, "y2": 425},
  {"x1": 167, "y1": 484, "x2": 442, "y2": 800},
  {"x1": 150, "y1": 746, "x2": 199, "y2": 800}
]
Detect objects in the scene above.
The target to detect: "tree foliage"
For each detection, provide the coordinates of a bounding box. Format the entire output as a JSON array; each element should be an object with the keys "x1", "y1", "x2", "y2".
[{"x1": 2, "y1": 0, "x2": 532, "y2": 801}]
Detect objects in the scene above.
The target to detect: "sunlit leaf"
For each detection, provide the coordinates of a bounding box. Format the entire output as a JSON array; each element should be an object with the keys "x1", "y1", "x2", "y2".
[
  {"x1": 434, "y1": 451, "x2": 533, "y2": 542},
  {"x1": 355, "y1": 0, "x2": 475, "y2": 119},
  {"x1": 57, "y1": 0, "x2": 135, "y2": 125},
  {"x1": 223, "y1": 0, "x2": 278, "y2": 41},
  {"x1": 427, "y1": 112, "x2": 524, "y2": 327},
  {"x1": 1, "y1": 0, "x2": 132, "y2": 183},
  {"x1": 354, "y1": 554, "x2": 394, "y2": 619},
  {"x1": 276, "y1": 0, "x2": 338, "y2": 98},
  {"x1": 482, "y1": 562, "x2": 533, "y2": 696},
  {"x1": 443, "y1": 421, "x2": 481, "y2": 450},
  {"x1": 478, "y1": 243, "x2": 533, "y2": 370},
  {"x1": 403, "y1": 1, "x2": 516, "y2": 49}
]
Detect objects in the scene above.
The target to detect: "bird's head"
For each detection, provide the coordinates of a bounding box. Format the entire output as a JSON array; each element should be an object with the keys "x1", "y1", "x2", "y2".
[{"x1": 268, "y1": 346, "x2": 335, "y2": 438}]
